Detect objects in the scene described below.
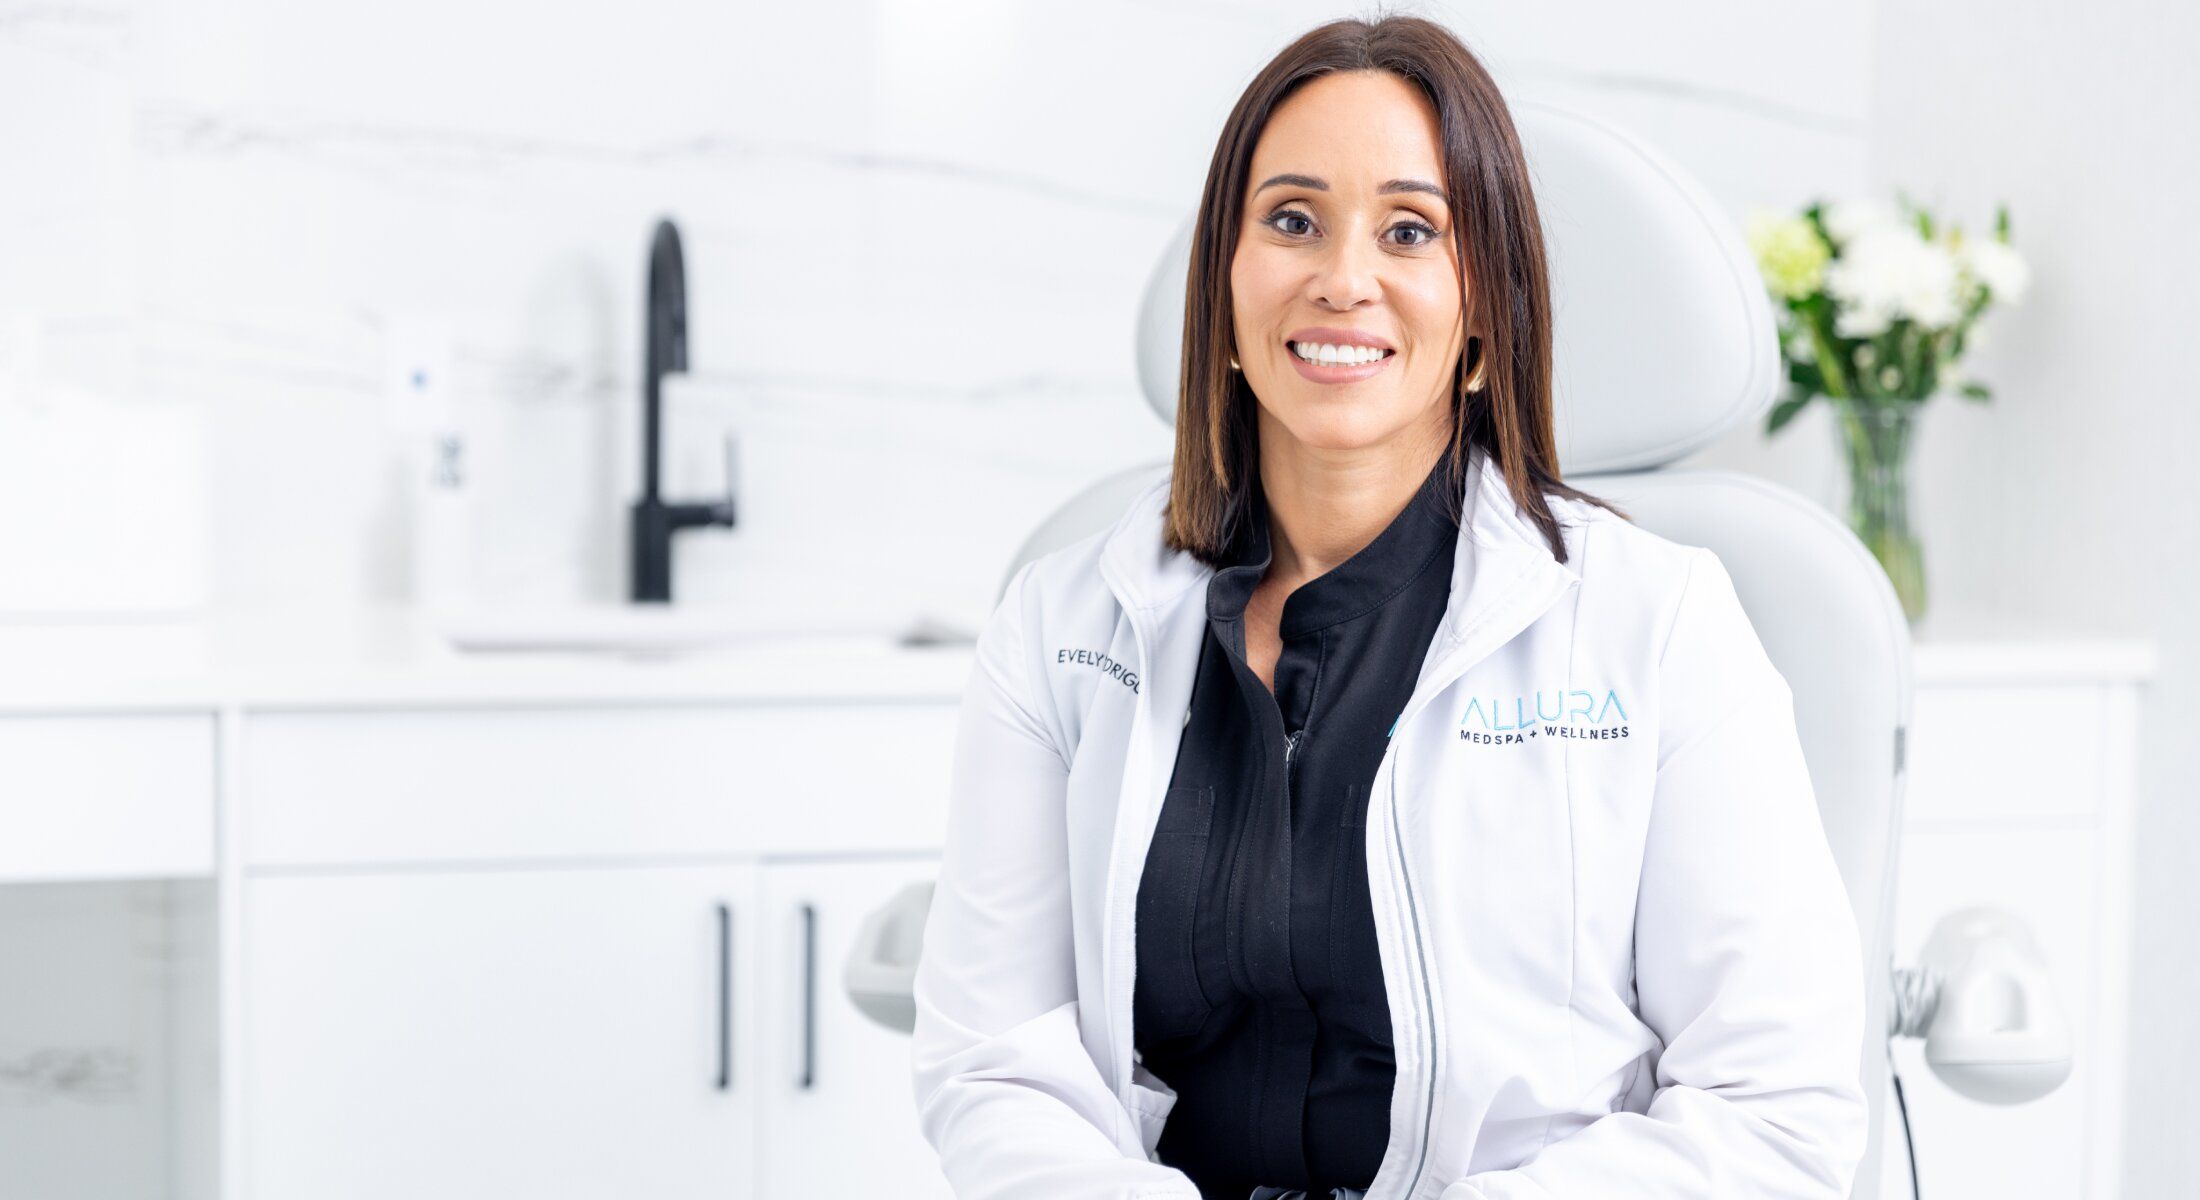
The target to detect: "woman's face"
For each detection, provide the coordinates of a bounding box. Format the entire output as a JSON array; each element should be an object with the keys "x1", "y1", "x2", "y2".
[{"x1": 1230, "y1": 69, "x2": 1468, "y2": 457}]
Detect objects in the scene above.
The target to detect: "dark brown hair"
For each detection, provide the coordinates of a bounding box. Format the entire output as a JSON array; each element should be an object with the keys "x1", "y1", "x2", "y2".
[{"x1": 1163, "y1": 12, "x2": 1626, "y2": 566}]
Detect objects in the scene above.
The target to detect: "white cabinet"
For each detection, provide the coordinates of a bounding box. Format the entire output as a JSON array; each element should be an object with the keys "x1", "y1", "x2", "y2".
[
  {"x1": 1876, "y1": 642, "x2": 2149, "y2": 1200},
  {"x1": 241, "y1": 863, "x2": 760, "y2": 1199},
  {"x1": 755, "y1": 857, "x2": 953, "y2": 1199},
  {"x1": 239, "y1": 854, "x2": 950, "y2": 1200},
  {"x1": 0, "y1": 639, "x2": 975, "y2": 1200},
  {"x1": 229, "y1": 698, "x2": 962, "y2": 1200}
]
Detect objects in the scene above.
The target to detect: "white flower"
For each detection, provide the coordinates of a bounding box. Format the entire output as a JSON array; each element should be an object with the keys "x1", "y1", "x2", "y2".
[
  {"x1": 1958, "y1": 236, "x2": 2030, "y2": 305},
  {"x1": 1833, "y1": 305, "x2": 1890, "y2": 339},
  {"x1": 1826, "y1": 225, "x2": 1962, "y2": 336},
  {"x1": 1821, "y1": 198, "x2": 1907, "y2": 247}
]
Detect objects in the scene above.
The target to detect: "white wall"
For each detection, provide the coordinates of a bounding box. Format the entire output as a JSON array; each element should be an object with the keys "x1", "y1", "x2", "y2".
[
  {"x1": 1865, "y1": 0, "x2": 2200, "y2": 1192},
  {"x1": 0, "y1": 0, "x2": 1870, "y2": 631}
]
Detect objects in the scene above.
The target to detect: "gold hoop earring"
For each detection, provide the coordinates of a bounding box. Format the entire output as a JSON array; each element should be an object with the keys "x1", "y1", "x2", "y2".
[
  {"x1": 1463, "y1": 338, "x2": 1487, "y2": 393},
  {"x1": 1229, "y1": 355, "x2": 1241, "y2": 371}
]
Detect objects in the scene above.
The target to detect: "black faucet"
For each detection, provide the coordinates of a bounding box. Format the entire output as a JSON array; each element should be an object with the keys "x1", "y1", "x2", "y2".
[{"x1": 630, "y1": 216, "x2": 736, "y2": 603}]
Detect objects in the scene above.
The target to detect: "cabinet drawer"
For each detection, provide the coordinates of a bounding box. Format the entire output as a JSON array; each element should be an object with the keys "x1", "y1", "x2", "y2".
[
  {"x1": 1906, "y1": 685, "x2": 2107, "y2": 825},
  {"x1": 243, "y1": 703, "x2": 958, "y2": 867},
  {"x1": 0, "y1": 713, "x2": 216, "y2": 881}
]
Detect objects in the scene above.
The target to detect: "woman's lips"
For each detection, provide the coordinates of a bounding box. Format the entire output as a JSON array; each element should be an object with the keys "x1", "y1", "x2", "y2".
[{"x1": 1285, "y1": 345, "x2": 1397, "y2": 384}]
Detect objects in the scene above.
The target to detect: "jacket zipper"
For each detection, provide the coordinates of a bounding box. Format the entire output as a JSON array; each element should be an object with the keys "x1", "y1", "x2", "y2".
[
  {"x1": 1381, "y1": 746, "x2": 1438, "y2": 1199},
  {"x1": 1109, "y1": 604, "x2": 1157, "y2": 1129},
  {"x1": 1373, "y1": 573, "x2": 1581, "y2": 1199}
]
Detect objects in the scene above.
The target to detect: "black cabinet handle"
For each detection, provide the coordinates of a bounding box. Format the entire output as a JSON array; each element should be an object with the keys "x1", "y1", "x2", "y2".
[
  {"x1": 799, "y1": 902, "x2": 817, "y2": 1090},
  {"x1": 715, "y1": 901, "x2": 733, "y2": 1091}
]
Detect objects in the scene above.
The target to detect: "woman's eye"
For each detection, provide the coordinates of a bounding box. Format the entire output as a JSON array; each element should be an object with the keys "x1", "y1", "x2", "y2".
[
  {"x1": 1270, "y1": 211, "x2": 1314, "y2": 236},
  {"x1": 1390, "y1": 221, "x2": 1440, "y2": 247}
]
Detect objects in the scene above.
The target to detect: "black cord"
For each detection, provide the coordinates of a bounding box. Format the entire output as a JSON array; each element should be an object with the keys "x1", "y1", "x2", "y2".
[{"x1": 1891, "y1": 1065, "x2": 1920, "y2": 1199}]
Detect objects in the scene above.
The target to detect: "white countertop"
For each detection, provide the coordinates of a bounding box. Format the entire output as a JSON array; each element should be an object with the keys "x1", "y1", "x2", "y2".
[
  {"x1": 0, "y1": 605, "x2": 980, "y2": 713},
  {"x1": 0, "y1": 602, "x2": 2156, "y2": 714}
]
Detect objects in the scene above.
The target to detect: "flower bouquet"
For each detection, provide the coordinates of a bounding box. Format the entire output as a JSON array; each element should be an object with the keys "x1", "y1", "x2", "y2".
[{"x1": 1745, "y1": 195, "x2": 2029, "y2": 623}]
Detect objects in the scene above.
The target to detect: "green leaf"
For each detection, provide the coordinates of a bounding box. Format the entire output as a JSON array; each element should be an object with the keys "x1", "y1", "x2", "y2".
[
  {"x1": 1766, "y1": 393, "x2": 1813, "y2": 433},
  {"x1": 1804, "y1": 202, "x2": 1834, "y2": 249},
  {"x1": 1803, "y1": 299, "x2": 1853, "y2": 400},
  {"x1": 1959, "y1": 381, "x2": 1992, "y2": 401}
]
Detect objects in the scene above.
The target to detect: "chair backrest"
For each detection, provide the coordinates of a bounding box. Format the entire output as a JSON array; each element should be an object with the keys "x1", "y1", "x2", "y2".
[{"x1": 1010, "y1": 101, "x2": 1913, "y2": 1199}]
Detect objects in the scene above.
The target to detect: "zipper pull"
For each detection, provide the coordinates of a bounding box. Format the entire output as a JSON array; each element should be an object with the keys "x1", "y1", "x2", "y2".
[{"x1": 1284, "y1": 728, "x2": 1305, "y2": 770}]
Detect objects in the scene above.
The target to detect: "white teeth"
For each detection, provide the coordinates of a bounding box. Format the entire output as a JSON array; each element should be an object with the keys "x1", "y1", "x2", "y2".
[{"x1": 1290, "y1": 341, "x2": 1390, "y2": 365}]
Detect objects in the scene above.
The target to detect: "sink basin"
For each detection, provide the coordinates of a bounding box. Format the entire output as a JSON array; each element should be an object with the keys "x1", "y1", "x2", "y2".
[{"x1": 434, "y1": 603, "x2": 972, "y2": 654}]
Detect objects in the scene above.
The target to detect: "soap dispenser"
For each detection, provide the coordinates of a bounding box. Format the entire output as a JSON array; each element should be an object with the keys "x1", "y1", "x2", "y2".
[{"x1": 388, "y1": 318, "x2": 473, "y2": 611}]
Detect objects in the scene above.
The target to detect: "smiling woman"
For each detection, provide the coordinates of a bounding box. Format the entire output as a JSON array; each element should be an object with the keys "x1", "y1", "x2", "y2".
[
  {"x1": 910, "y1": 12, "x2": 1869, "y2": 1200},
  {"x1": 1167, "y1": 17, "x2": 1627, "y2": 572}
]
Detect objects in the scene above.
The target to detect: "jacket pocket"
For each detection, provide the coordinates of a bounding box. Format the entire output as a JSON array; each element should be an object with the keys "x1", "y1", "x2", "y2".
[{"x1": 1127, "y1": 1061, "x2": 1180, "y2": 1160}]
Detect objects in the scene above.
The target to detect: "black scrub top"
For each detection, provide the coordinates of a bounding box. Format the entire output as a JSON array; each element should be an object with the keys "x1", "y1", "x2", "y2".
[{"x1": 1134, "y1": 454, "x2": 1462, "y2": 1198}]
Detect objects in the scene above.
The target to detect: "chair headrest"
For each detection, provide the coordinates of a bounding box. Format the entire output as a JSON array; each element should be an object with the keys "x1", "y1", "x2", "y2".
[{"x1": 1134, "y1": 100, "x2": 1778, "y2": 474}]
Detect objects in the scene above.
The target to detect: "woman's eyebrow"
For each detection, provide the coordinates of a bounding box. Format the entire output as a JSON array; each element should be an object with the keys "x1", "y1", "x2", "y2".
[{"x1": 1253, "y1": 172, "x2": 1448, "y2": 203}]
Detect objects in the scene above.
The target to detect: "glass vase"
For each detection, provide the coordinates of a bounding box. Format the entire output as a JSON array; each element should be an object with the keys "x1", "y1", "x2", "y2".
[{"x1": 1832, "y1": 399, "x2": 1927, "y2": 624}]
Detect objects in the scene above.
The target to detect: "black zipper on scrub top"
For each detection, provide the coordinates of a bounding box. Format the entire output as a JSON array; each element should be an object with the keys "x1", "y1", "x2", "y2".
[{"x1": 1283, "y1": 728, "x2": 1305, "y2": 790}]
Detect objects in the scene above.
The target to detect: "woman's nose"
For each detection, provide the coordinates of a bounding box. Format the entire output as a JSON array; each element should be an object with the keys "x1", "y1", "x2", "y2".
[{"x1": 1308, "y1": 228, "x2": 1382, "y2": 310}]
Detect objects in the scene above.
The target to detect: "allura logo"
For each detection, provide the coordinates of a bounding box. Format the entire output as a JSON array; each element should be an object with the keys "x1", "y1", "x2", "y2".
[{"x1": 1459, "y1": 687, "x2": 1630, "y2": 745}]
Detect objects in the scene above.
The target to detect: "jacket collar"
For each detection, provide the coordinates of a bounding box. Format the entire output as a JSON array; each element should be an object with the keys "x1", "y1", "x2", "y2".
[{"x1": 1097, "y1": 442, "x2": 1581, "y2": 651}]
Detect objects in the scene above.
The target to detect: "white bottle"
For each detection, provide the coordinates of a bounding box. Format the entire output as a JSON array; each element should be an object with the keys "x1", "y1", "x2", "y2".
[{"x1": 388, "y1": 319, "x2": 472, "y2": 612}]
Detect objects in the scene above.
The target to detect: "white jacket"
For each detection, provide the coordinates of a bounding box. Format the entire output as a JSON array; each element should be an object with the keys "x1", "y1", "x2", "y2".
[{"x1": 911, "y1": 445, "x2": 1869, "y2": 1200}]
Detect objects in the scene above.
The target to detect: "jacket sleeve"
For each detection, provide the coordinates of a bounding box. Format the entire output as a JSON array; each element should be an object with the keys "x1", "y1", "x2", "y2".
[
  {"x1": 1442, "y1": 547, "x2": 1870, "y2": 1200},
  {"x1": 911, "y1": 558, "x2": 1202, "y2": 1199}
]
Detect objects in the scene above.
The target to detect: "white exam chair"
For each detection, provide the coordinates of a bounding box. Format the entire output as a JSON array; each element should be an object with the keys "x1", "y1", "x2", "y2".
[{"x1": 845, "y1": 102, "x2": 2074, "y2": 1200}]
